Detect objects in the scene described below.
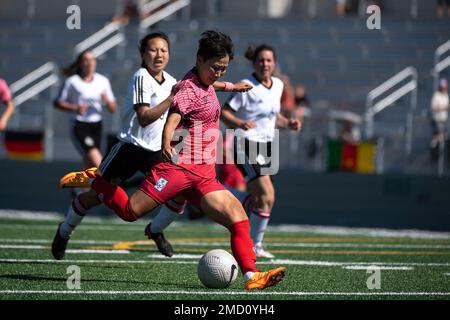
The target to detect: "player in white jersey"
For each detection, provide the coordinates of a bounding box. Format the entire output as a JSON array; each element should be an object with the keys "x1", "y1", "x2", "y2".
[
  {"x1": 221, "y1": 44, "x2": 301, "y2": 258},
  {"x1": 52, "y1": 32, "x2": 252, "y2": 260},
  {"x1": 54, "y1": 50, "x2": 117, "y2": 169}
]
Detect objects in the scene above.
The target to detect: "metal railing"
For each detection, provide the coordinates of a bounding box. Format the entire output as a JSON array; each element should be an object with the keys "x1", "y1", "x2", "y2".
[
  {"x1": 10, "y1": 62, "x2": 59, "y2": 107},
  {"x1": 140, "y1": 0, "x2": 191, "y2": 30},
  {"x1": 432, "y1": 40, "x2": 450, "y2": 90},
  {"x1": 364, "y1": 67, "x2": 418, "y2": 157},
  {"x1": 74, "y1": 21, "x2": 125, "y2": 59}
]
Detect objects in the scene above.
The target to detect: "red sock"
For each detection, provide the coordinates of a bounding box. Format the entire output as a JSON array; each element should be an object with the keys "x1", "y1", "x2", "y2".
[
  {"x1": 228, "y1": 220, "x2": 257, "y2": 274},
  {"x1": 91, "y1": 176, "x2": 137, "y2": 222}
]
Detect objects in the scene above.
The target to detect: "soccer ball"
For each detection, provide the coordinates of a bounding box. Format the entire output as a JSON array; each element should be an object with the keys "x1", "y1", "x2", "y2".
[{"x1": 197, "y1": 249, "x2": 239, "y2": 289}]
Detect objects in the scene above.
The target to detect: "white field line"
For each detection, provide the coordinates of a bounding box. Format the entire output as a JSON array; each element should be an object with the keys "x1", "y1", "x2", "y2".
[
  {"x1": 65, "y1": 250, "x2": 130, "y2": 254},
  {"x1": 0, "y1": 290, "x2": 449, "y2": 297},
  {"x1": 273, "y1": 224, "x2": 450, "y2": 240},
  {"x1": 343, "y1": 266, "x2": 414, "y2": 270},
  {"x1": 2, "y1": 209, "x2": 450, "y2": 239},
  {"x1": 1, "y1": 239, "x2": 449, "y2": 250},
  {"x1": 167, "y1": 241, "x2": 450, "y2": 249},
  {"x1": 2, "y1": 258, "x2": 450, "y2": 268},
  {"x1": 0, "y1": 245, "x2": 130, "y2": 254},
  {"x1": 0, "y1": 239, "x2": 118, "y2": 245},
  {"x1": 0, "y1": 224, "x2": 144, "y2": 231}
]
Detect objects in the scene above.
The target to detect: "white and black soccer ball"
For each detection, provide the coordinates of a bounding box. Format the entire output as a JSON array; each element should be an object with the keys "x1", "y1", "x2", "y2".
[{"x1": 197, "y1": 249, "x2": 239, "y2": 289}]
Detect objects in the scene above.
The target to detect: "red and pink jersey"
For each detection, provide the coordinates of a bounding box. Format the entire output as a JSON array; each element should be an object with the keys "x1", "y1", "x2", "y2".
[{"x1": 170, "y1": 68, "x2": 221, "y2": 179}]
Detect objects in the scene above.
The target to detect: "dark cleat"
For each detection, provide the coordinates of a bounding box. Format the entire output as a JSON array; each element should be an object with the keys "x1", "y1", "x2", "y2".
[
  {"x1": 51, "y1": 222, "x2": 69, "y2": 260},
  {"x1": 145, "y1": 223, "x2": 174, "y2": 257}
]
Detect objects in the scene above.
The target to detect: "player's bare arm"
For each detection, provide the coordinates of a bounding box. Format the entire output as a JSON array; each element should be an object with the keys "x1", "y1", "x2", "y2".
[
  {"x1": 221, "y1": 104, "x2": 256, "y2": 130},
  {"x1": 162, "y1": 111, "x2": 181, "y2": 161},
  {"x1": 135, "y1": 84, "x2": 177, "y2": 127},
  {"x1": 54, "y1": 100, "x2": 87, "y2": 114},
  {"x1": 101, "y1": 92, "x2": 117, "y2": 113},
  {"x1": 213, "y1": 81, "x2": 253, "y2": 92},
  {"x1": 276, "y1": 112, "x2": 301, "y2": 132}
]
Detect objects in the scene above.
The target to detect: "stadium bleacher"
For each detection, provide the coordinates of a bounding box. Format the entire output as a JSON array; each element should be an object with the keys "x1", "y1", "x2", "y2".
[{"x1": 0, "y1": 0, "x2": 449, "y2": 174}]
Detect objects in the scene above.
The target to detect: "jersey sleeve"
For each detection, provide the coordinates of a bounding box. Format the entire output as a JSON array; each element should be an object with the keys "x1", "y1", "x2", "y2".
[
  {"x1": 55, "y1": 78, "x2": 73, "y2": 103},
  {"x1": 171, "y1": 82, "x2": 194, "y2": 115},
  {"x1": 132, "y1": 74, "x2": 153, "y2": 107},
  {"x1": 226, "y1": 91, "x2": 247, "y2": 112}
]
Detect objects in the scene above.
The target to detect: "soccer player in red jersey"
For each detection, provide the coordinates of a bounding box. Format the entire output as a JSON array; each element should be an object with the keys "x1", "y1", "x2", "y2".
[{"x1": 59, "y1": 30, "x2": 286, "y2": 290}]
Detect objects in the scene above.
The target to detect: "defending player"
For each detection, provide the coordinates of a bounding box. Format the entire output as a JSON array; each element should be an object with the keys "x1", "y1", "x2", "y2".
[{"x1": 221, "y1": 44, "x2": 301, "y2": 258}]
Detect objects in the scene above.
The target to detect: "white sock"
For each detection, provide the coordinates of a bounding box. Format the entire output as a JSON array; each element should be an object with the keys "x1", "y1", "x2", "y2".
[
  {"x1": 59, "y1": 197, "x2": 87, "y2": 240},
  {"x1": 150, "y1": 205, "x2": 181, "y2": 234},
  {"x1": 244, "y1": 271, "x2": 256, "y2": 281},
  {"x1": 250, "y1": 211, "x2": 270, "y2": 246}
]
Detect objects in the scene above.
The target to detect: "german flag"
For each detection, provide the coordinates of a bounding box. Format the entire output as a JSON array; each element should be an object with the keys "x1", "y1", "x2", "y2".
[
  {"x1": 4, "y1": 130, "x2": 44, "y2": 160},
  {"x1": 327, "y1": 139, "x2": 376, "y2": 174}
]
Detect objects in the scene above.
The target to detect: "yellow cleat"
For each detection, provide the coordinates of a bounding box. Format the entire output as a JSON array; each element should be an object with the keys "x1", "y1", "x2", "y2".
[
  {"x1": 58, "y1": 167, "x2": 97, "y2": 188},
  {"x1": 245, "y1": 267, "x2": 286, "y2": 290}
]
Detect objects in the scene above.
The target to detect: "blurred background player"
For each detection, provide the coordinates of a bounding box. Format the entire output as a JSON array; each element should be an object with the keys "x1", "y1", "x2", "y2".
[
  {"x1": 59, "y1": 30, "x2": 286, "y2": 290},
  {"x1": 430, "y1": 78, "x2": 449, "y2": 152},
  {"x1": 54, "y1": 50, "x2": 117, "y2": 171},
  {"x1": 0, "y1": 78, "x2": 15, "y2": 131},
  {"x1": 221, "y1": 43, "x2": 301, "y2": 258}
]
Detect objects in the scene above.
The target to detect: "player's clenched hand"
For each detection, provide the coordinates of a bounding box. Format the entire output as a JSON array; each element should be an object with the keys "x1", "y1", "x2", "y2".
[
  {"x1": 162, "y1": 144, "x2": 174, "y2": 162},
  {"x1": 76, "y1": 103, "x2": 88, "y2": 115},
  {"x1": 288, "y1": 119, "x2": 301, "y2": 132},
  {"x1": 239, "y1": 120, "x2": 256, "y2": 130},
  {"x1": 233, "y1": 82, "x2": 253, "y2": 92}
]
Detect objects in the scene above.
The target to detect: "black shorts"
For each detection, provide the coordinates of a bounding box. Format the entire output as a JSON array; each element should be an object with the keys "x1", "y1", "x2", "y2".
[
  {"x1": 438, "y1": 0, "x2": 450, "y2": 6},
  {"x1": 71, "y1": 121, "x2": 102, "y2": 155},
  {"x1": 99, "y1": 141, "x2": 162, "y2": 184},
  {"x1": 233, "y1": 137, "x2": 273, "y2": 183}
]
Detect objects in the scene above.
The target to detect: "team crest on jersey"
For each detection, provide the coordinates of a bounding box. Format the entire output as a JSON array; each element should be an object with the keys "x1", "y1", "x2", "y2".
[{"x1": 154, "y1": 177, "x2": 168, "y2": 192}]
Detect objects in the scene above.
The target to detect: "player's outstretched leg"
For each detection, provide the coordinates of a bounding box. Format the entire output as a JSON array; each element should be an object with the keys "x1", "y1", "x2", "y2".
[
  {"x1": 58, "y1": 168, "x2": 159, "y2": 222},
  {"x1": 53, "y1": 178, "x2": 101, "y2": 260},
  {"x1": 144, "y1": 199, "x2": 185, "y2": 257},
  {"x1": 200, "y1": 189, "x2": 286, "y2": 290}
]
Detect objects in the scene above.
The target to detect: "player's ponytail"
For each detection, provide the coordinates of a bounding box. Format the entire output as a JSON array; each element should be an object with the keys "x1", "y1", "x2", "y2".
[
  {"x1": 244, "y1": 43, "x2": 277, "y2": 63},
  {"x1": 61, "y1": 50, "x2": 91, "y2": 77},
  {"x1": 244, "y1": 44, "x2": 257, "y2": 62}
]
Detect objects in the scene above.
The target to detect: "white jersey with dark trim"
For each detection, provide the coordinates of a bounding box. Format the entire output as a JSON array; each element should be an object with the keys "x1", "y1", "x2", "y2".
[
  {"x1": 226, "y1": 74, "x2": 283, "y2": 143},
  {"x1": 118, "y1": 68, "x2": 176, "y2": 151},
  {"x1": 56, "y1": 73, "x2": 115, "y2": 123}
]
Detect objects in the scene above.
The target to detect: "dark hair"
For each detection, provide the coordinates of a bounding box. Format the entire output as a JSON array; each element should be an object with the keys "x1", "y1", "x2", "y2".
[
  {"x1": 197, "y1": 30, "x2": 234, "y2": 61},
  {"x1": 62, "y1": 50, "x2": 93, "y2": 77},
  {"x1": 139, "y1": 32, "x2": 170, "y2": 68},
  {"x1": 244, "y1": 43, "x2": 276, "y2": 63},
  {"x1": 139, "y1": 32, "x2": 170, "y2": 55}
]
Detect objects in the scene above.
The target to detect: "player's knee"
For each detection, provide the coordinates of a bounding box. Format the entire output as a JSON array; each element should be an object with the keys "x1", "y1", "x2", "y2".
[{"x1": 227, "y1": 197, "x2": 247, "y2": 222}]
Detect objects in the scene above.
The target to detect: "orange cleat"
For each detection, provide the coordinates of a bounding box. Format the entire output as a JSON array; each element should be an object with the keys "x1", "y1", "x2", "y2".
[
  {"x1": 244, "y1": 267, "x2": 286, "y2": 290},
  {"x1": 58, "y1": 167, "x2": 97, "y2": 188}
]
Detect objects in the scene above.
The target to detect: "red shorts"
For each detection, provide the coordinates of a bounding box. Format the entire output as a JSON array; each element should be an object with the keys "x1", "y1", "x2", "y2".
[{"x1": 139, "y1": 161, "x2": 226, "y2": 210}]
